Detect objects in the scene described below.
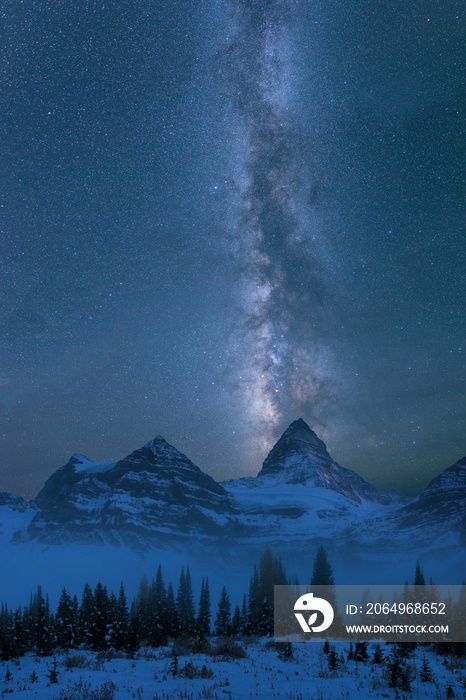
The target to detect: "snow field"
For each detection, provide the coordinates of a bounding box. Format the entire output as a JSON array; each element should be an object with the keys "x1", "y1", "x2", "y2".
[{"x1": 1, "y1": 640, "x2": 465, "y2": 700}]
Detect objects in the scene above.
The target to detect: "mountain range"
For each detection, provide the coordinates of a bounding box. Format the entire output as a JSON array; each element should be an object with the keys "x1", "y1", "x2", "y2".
[{"x1": 1, "y1": 419, "x2": 465, "y2": 603}]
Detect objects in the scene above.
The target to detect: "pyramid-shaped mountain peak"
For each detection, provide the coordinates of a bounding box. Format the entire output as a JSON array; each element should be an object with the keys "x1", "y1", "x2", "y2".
[{"x1": 258, "y1": 418, "x2": 333, "y2": 477}]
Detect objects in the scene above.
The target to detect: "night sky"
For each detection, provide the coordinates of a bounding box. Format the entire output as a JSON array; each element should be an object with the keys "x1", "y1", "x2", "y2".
[{"x1": 0, "y1": 0, "x2": 465, "y2": 499}]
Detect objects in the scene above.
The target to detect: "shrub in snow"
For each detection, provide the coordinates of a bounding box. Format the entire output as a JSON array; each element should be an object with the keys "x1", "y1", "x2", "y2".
[
  {"x1": 177, "y1": 660, "x2": 214, "y2": 679},
  {"x1": 445, "y1": 681, "x2": 456, "y2": 699},
  {"x1": 54, "y1": 679, "x2": 117, "y2": 700},
  {"x1": 47, "y1": 659, "x2": 59, "y2": 684},
  {"x1": 211, "y1": 639, "x2": 247, "y2": 659},
  {"x1": 383, "y1": 647, "x2": 414, "y2": 692},
  {"x1": 275, "y1": 641, "x2": 293, "y2": 662},
  {"x1": 63, "y1": 653, "x2": 89, "y2": 670}
]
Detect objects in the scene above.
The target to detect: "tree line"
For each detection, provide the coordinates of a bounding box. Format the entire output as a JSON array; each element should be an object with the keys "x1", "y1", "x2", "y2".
[{"x1": 0, "y1": 548, "x2": 302, "y2": 660}]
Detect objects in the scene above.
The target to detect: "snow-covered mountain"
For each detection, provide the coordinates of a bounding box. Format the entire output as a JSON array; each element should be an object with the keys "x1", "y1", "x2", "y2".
[
  {"x1": 0, "y1": 419, "x2": 465, "y2": 603},
  {"x1": 25, "y1": 436, "x2": 239, "y2": 546}
]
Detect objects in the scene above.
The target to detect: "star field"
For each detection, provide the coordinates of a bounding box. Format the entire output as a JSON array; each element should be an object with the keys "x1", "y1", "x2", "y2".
[{"x1": 0, "y1": 0, "x2": 465, "y2": 498}]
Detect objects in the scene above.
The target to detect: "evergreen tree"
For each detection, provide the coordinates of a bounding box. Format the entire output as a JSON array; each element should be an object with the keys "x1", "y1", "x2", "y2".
[
  {"x1": 166, "y1": 583, "x2": 178, "y2": 639},
  {"x1": 35, "y1": 594, "x2": 54, "y2": 656},
  {"x1": 309, "y1": 546, "x2": 340, "y2": 633},
  {"x1": 132, "y1": 574, "x2": 154, "y2": 646},
  {"x1": 214, "y1": 586, "x2": 231, "y2": 637},
  {"x1": 152, "y1": 565, "x2": 168, "y2": 646},
  {"x1": 79, "y1": 584, "x2": 94, "y2": 647},
  {"x1": 196, "y1": 577, "x2": 211, "y2": 641},
  {"x1": 247, "y1": 565, "x2": 260, "y2": 634},
  {"x1": 310, "y1": 546, "x2": 335, "y2": 586},
  {"x1": 113, "y1": 583, "x2": 129, "y2": 650},
  {"x1": 0, "y1": 605, "x2": 16, "y2": 661},
  {"x1": 91, "y1": 582, "x2": 111, "y2": 651},
  {"x1": 419, "y1": 656, "x2": 433, "y2": 682},
  {"x1": 184, "y1": 568, "x2": 196, "y2": 636},
  {"x1": 240, "y1": 595, "x2": 248, "y2": 635},
  {"x1": 56, "y1": 588, "x2": 76, "y2": 650},
  {"x1": 414, "y1": 561, "x2": 425, "y2": 586},
  {"x1": 12, "y1": 608, "x2": 26, "y2": 657},
  {"x1": 46, "y1": 658, "x2": 59, "y2": 684},
  {"x1": 327, "y1": 645, "x2": 340, "y2": 671},
  {"x1": 176, "y1": 567, "x2": 195, "y2": 638},
  {"x1": 231, "y1": 605, "x2": 242, "y2": 635}
]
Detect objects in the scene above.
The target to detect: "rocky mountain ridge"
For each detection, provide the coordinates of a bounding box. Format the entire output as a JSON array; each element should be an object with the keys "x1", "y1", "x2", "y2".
[{"x1": 0, "y1": 419, "x2": 464, "y2": 556}]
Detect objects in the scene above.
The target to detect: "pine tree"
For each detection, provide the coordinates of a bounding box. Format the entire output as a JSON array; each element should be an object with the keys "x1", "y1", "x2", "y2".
[
  {"x1": 184, "y1": 568, "x2": 196, "y2": 637},
  {"x1": 166, "y1": 583, "x2": 178, "y2": 639},
  {"x1": 215, "y1": 586, "x2": 231, "y2": 637},
  {"x1": 310, "y1": 546, "x2": 335, "y2": 586},
  {"x1": 112, "y1": 583, "x2": 129, "y2": 650},
  {"x1": 176, "y1": 567, "x2": 195, "y2": 638},
  {"x1": 12, "y1": 608, "x2": 26, "y2": 658},
  {"x1": 152, "y1": 565, "x2": 168, "y2": 646},
  {"x1": 46, "y1": 658, "x2": 59, "y2": 684},
  {"x1": 327, "y1": 646, "x2": 340, "y2": 671},
  {"x1": 56, "y1": 588, "x2": 75, "y2": 650},
  {"x1": 0, "y1": 606, "x2": 16, "y2": 661},
  {"x1": 196, "y1": 577, "x2": 211, "y2": 641},
  {"x1": 79, "y1": 584, "x2": 94, "y2": 648},
  {"x1": 240, "y1": 595, "x2": 248, "y2": 635},
  {"x1": 36, "y1": 594, "x2": 54, "y2": 656},
  {"x1": 133, "y1": 574, "x2": 154, "y2": 646},
  {"x1": 231, "y1": 605, "x2": 242, "y2": 635},
  {"x1": 91, "y1": 582, "x2": 111, "y2": 651},
  {"x1": 414, "y1": 562, "x2": 425, "y2": 586},
  {"x1": 247, "y1": 565, "x2": 260, "y2": 634},
  {"x1": 419, "y1": 655, "x2": 433, "y2": 682}
]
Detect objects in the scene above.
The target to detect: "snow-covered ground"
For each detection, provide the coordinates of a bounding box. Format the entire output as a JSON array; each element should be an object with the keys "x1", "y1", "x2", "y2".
[{"x1": 1, "y1": 640, "x2": 464, "y2": 700}]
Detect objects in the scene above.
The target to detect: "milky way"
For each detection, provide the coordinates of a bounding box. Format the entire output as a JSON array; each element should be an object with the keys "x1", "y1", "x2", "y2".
[{"x1": 218, "y1": 0, "x2": 333, "y2": 448}]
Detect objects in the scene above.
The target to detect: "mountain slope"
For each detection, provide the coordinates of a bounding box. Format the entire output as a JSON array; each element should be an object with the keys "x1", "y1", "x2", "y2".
[{"x1": 26, "y1": 436, "x2": 238, "y2": 546}]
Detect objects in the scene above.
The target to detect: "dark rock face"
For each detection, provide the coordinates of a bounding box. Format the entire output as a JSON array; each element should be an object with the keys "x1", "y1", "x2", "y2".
[
  {"x1": 0, "y1": 492, "x2": 30, "y2": 512},
  {"x1": 257, "y1": 419, "x2": 399, "y2": 505},
  {"x1": 393, "y1": 457, "x2": 466, "y2": 530},
  {"x1": 27, "y1": 437, "x2": 238, "y2": 545}
]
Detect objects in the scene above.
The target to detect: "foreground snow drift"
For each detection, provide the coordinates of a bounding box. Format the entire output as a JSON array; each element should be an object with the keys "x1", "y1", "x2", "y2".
[{"x1": 1, "y1": 641, "x2": 464, "y2": 700}]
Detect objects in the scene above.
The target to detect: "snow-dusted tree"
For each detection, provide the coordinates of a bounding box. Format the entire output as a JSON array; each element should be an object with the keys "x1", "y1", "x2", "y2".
[
  {"x1": 214, "y1": 586, "x2": 231, "y2": 637},
  {"x1": 419, "y1": 656, "x2": 433, "y2": 682},
  {"x1": 56, "y1": 588, "x2": 76, "y2": 649},
  {"x1": 91, "y1": 582, "x2": 111, "y2": 651},
  {"x1": 12, "y1": 608, "x2": 26, "y2": 657},
  {"x1": 111, "y1": 582, "x2": 129, "y2": 650},
  {"x1": 35, "y1": 594, "x2": 54, "y2": 656},
  {"x1": 0, "y1": 605, "x2": 16, "y2": 661},
  {"x1": 79, "y1": 583, "x2": 94, "y2": 647}
]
